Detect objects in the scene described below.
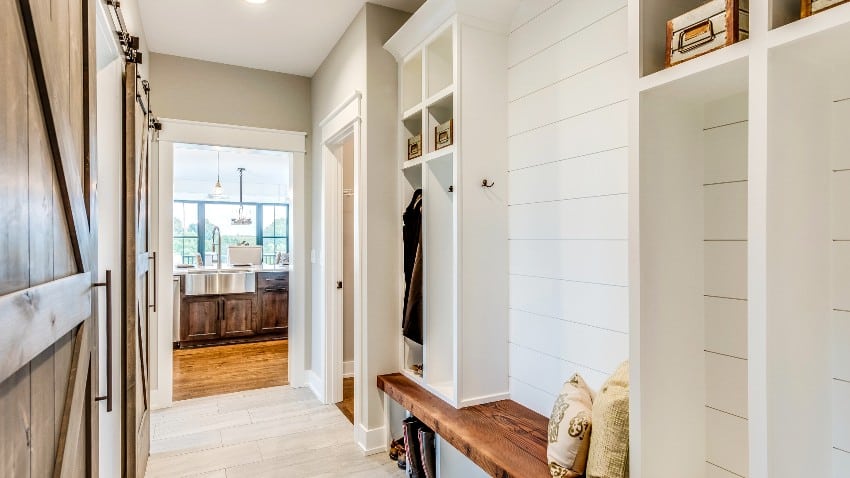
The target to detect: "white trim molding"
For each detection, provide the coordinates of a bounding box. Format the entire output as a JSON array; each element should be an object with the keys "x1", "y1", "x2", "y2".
[
  {"x1": 355, "y1": 424, "x2": 388, "y2": 456},
  {"x1": 343, "y1": 360, "x2": 355, "y2": 379},
  {"x1": 158, "y1": 118, "x2": 307, "y2": 153}
]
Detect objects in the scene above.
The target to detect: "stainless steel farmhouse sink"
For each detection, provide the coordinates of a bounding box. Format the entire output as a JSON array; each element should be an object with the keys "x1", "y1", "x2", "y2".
[{"x1": 183, "y1": 271, "x2": 256, "y2": 296}]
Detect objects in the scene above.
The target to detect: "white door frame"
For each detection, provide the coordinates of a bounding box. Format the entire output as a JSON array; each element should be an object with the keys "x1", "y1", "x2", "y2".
[
  {"x1": 152, "y1": 118, "x2": 308, "y2": 409},
  {"x1": 319, "y1": 92, "x2": 363, "y2": 406}
]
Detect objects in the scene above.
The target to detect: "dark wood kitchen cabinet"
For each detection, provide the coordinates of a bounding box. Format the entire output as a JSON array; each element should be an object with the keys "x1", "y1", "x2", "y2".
[
  {"x1": 177, "y1": 271, "x2": 289, "y2": 348},
  {"x1": 222, "y1": 295, "x2": 257, "y2": 338},
  {"x1": 258, "y1": 287, "x2": 289, "y2": 335},
  {"x1": 182, "y1": 296, "x2": 221, "y2": 343}
]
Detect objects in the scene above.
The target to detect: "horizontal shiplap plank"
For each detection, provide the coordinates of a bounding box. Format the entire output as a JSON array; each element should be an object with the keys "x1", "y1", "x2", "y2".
[
  {"x1": 510, "y1": 0, "x2": 561, "y2": 32},
  {"x1": 510, "y1": 275, "x2": 628, "y2": 333},
  {"x1": 509, "y1": 194, "x2": 627, "y2": 240},
  {"x1": 705, "y1": 241, "x2": 747, "y2": 300},
  {"x1": 705, "y1": 182, "x2": 748, "y2": 240},
  {"x1": 509, "y1": 8, "x2": 626, "y2": 101},
  {"x1": 508, "y1": 0, "x2": 625, "y2": 66},
  {"x1": 706, "y1": 407, "x2": 749, "y2": 477},
  {"x1": 833, "y1": 100, "x2": 850, "y2": 171},
  {"x1": 705, "y1": 297, "x2": 748, "y2": 359},
  {"x1": 508, "y1": 343, "x2": 611, "y2": 404},
  {"x1": 704, "y1": 122, "x2": 748, "y2": 185},
  {"x1": 509, "y1": 55, "x2": 629, "y2": 136},
  {"x1": 508, "y1": 102, "x2": 627, "y2": 171},
  {"x1": 705, "y1": 352, "x2": 748, "y2": 419},
  {"x1": 834, "y1": 311, "x2": 850, "y2": 381},
  {"x1": 509, "y1": 147, "x2": 627, "y2": 201},
  {"x1": 510, "y1": 309, "x2": 628, "y2": 377},
  {"x1": 834, "y1": 447, "x2": 850, "y2": 478},
  {"x1": 831, "y1": 171, "x2": 850, "y2": 239},
  {"x1": 832, "y1": 243, "x2": 850, "y2": 311},
  {"x1": 834, "y1": 379, "x2": 850, "y2": 452},
  {"x1": 706, "y1": 462, "x2": 744, "y2": 478},
  {"x1": 509, "y1": 377, "x2": 555, "y2": 417},
  {"x1": 510, "y1": 239, "x2": 628, "y2": 286},
  {"x1": 704, "y1": 93, "x2": 748, "y2": 129}
]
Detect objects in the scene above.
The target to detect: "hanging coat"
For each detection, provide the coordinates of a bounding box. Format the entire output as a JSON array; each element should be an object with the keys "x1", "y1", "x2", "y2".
[{"x1": 402, "y1": 190, "x2": 423, "y2": 344}]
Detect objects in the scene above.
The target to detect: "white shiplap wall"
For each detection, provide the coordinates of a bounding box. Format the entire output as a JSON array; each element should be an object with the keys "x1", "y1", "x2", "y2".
[
  {"x1": 507, "y1": 0, "x2": 629, "y2": 415},
  {"x1": 703, "y1": 95, "x2": 749, "y2": 478},
  {"x1": 831, "y1": 95, "x2": 850, "y2": 477}
]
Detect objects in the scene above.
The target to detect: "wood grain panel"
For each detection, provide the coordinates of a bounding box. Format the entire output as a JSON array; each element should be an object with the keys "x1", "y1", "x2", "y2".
[
  {"x1": 28, "y1": 72, "x2": 55, "y2": 286},
  {"x1": 0, "y1": 273, "x2": 91, "y2": 384},
  {"x1": 30, "y1": 343, "x2": 56, "y2": 478},
  {"x1": 0, "y1": 0, "x2": 30, "y2": 296},
  {"x1": 378, "y1": 373, "x2": 549, "y2": 478},
  {"x1": 0, "y1": 367, "x2": 31, "y2": 478}
]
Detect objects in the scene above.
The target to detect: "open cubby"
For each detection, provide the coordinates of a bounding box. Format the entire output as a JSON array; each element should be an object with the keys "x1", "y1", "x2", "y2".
[
  {"x1": 403, "y1": 52, "x2": 423, "y2": 112},
  {"x1": 427, "y1": 93, "x2": 454, "y2": 154},
  {"x1": 427, "y1": 27, "x2": 454, "y2": 98},
  {"x1": 423, "y1": 154, "x2": 455, "y2": 400},
  {"x1": 760, "y1": 36, "x2": 850, "y2": 477},
  {"x1": 639, "y1": 0, "x2": 752, "y2": 77},
  {"x1": 637, "y1": 82, "x2": 749, "y2": 477},
  {"x1": 403, "y1": 111, "x2": 424, "y2": 162}
]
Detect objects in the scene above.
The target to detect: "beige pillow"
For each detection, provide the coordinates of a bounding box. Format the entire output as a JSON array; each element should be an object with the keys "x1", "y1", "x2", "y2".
[
  {"x1": 547, "y1": 373, "x2": 594, "y2": 478},
  {"x1": 587, "y1": 361, "x2": 630, "y2": 478}
]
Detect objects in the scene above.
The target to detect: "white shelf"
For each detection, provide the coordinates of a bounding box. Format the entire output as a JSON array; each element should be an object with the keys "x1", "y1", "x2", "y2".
[
  {"x1": 402, "y1": 157, "x2": 424, "y2": 170},
  {"x1": 426, "y1": 381, "x2": 456, "y2": 405},
  {"x1": 425, "y1": 145, "x2": 455, "y2": 163},
  {"x1": 638, "y1": 41, "x2": 749, "y2": 102},
  {"x1": 403, "y1": 103, "x2": 424, "y2": 122},
  {"x1": 400, "y1": 368, "x2": 424, "y2": 385},
  {"x1": 426, "y1": 84, "x2": 455, "y2": 108}
]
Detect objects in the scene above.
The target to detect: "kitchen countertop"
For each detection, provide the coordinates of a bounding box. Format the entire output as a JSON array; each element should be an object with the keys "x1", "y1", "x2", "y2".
[{"x1": 172, "y1": 265, "x2": 290, "y2": 276}]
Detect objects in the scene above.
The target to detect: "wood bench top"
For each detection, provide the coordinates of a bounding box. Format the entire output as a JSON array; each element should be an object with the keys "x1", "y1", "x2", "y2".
[{"x1": 377, "y1": 373, "x2": 550, "y2": 478}]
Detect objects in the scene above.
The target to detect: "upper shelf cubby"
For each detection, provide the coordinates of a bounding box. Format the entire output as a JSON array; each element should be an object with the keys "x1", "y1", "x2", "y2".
[
  {"x1": 640, "y1": 0, "x2": 751, "y2": 77},
  {"x1": 403, "y1": 52, "x2": 423, "y2": 113},
  {"x1": 427, "y1": 27, "x2": 454, "y2": 97}
]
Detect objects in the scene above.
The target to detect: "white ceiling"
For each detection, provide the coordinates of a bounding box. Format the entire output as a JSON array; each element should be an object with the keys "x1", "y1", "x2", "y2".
[{"x1": 139, "y1": 0, "x2": 425, "y2": 77}]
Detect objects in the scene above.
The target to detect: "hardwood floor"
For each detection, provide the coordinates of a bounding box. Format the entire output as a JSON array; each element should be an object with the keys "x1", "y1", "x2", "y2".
[
  {"x1": 335, "y1": 377, "x2": 354, "y2": 424},
  {"x1": 145, "y1": 386, "x2": 404, "y2": 478},
  {"x1": 173, "y1": 340, "x2": 289, "y2": 401}
]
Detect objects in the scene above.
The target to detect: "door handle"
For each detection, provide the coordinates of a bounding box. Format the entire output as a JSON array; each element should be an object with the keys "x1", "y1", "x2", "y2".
[
  {"x1": 148, "y1": 251, "x2": 157, "y2": 312},
  {"x1": 93, "y1": 270, "x2": 113, "y2": 412},
  {"x1": 337, "y1": 281, "x2": 343, "y2": 289}
]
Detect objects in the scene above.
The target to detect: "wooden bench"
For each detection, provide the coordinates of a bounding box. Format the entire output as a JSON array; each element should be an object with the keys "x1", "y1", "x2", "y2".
[{"x1": 377, "y1": 373, "x2": 550, "y2": 478}]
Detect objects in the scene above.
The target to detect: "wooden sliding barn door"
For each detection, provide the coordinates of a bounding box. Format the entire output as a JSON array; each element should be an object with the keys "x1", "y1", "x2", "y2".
[
  {"x1": 122, "y1": 61, "x2": 151, "y2": 478},
  {"x1": 1, "y1": 0, "x2": 100, "y2": 477}
]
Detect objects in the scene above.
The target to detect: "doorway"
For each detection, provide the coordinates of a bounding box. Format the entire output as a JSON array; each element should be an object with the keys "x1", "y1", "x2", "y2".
[
  {"x1": 336, "y1": 136, "x2": 356, "y2": 424},
  {"x1": 151, "y1": 120, "x2": 308, "y2": 409},
  {"x1": 169, "y1": 143, "x2": 293, "y2": 401}
]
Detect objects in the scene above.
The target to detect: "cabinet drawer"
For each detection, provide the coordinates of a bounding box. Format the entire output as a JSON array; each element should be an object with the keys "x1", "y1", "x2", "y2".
[{"x1": 258, "y1": 272, "x2": 289, "y2": 286}]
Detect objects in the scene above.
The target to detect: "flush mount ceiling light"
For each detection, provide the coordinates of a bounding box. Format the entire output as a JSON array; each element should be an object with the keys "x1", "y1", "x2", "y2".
[{"x1": 244, "y1": 0, "x2": 267, "y2": 4}]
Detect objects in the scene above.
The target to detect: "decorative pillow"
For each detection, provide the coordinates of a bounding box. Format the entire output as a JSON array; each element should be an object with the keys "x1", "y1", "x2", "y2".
[
  {"x1": 547, "y1": 373, "x2": 594, "y2": 478},
  {"x1": 586, "y1": 361, "x2": 630, "y2": 478}
]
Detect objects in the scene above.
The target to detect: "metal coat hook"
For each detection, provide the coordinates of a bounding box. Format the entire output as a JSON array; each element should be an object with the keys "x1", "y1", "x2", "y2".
[
  {"x1": 448, "y1": 186, "x2": 454, "y2": 193},
  {"x1": 481, "y1": 179, "x2": 495, "y2": 188}
]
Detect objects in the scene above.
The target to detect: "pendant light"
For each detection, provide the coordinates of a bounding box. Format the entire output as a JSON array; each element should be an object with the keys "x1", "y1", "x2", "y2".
[
  {"x1": 209, "y1": 152, "x2": 225, "y2": 199},
  {"x1": 231, "y1": 167, "x2": 253, "y2": 225}
]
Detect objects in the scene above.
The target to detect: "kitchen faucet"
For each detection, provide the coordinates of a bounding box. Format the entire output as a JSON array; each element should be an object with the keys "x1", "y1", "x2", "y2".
[{"x1": 211, "y1": 225, "x2": 222, "y2": 270}]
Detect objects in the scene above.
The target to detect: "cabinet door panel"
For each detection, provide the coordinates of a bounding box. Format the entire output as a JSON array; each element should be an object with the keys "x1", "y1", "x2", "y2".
[
  {"x1": 182, "y1": 298, "x2": 220, "y2": 342},
  {"x1": 222, "y1": 296, "x2": 256, "y2": 338},
  {"x1": 259, "y1": 288, "x2": 289, "y2": 335}
]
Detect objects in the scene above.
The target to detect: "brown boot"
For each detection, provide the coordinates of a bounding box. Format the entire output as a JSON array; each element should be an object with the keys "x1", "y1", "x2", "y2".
[{"x1": 418, "y1": 427, "x2": 436, "y2": 478}]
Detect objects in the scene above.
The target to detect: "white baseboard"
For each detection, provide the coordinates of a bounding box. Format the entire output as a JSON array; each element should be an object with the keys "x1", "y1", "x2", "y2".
[
  {"x1": 306, "y1": 369, "x2": 324, "y2": 403},
  {"x1": 343, "y1": 360, "x2": 354, "y2": 379},
  {"x1": 151, "y1": 388, "x2": 173, "y2": 410},
  {"x1": 458, "y1": 391, "x2": 511, "y2": 408},
  {"x1": 355, "y1": 423, "x2": 387, "y2": 456}
]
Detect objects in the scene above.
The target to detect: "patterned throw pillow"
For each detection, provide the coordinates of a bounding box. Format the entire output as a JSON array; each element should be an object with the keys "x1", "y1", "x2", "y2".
[
  {"x1": 586, "y1": 361, "x2": 630, "y2": 478},
  {"x1": 547, "y1": 374, "x2": 594, "y2": 478}
]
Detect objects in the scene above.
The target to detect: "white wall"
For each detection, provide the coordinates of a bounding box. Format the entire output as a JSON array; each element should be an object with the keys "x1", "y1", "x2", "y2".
[
  {"x1": 832, "y1": 95, "x2": 850, "y2": 477},
  {"x1": 703, "y1": 94, "x2": 749, "y2": 478},
  {"x1": 507, "y1": 0, "x2": 629, "y2": 415}
]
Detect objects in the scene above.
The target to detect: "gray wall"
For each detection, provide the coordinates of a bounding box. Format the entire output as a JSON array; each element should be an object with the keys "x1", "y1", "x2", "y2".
[
  {"x1": 310, "y1": 3, "x2": 409, "y2": 434},
  {"x1": 150, "y1": 53, "x2": 312, "y2": 132}
]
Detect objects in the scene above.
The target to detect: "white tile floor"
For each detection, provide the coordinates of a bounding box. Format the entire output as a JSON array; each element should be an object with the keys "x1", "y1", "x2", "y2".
[{"x1": 145, "y1": 386, "x2": 406, "y2": 478}]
